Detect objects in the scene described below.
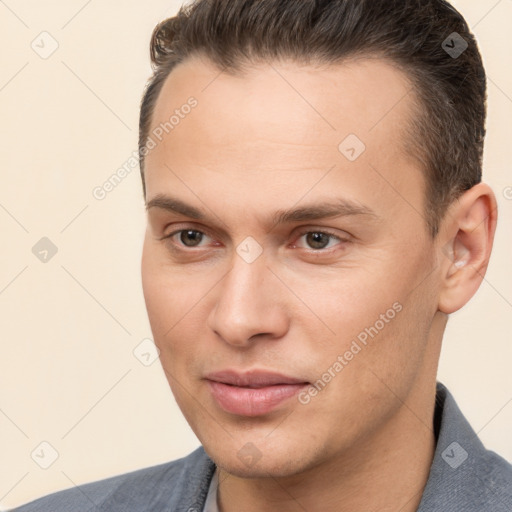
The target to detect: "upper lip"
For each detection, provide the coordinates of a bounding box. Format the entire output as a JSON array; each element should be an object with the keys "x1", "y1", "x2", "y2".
[{"x1": 205, "y1": 370, "x2": 308, "y2": 388}]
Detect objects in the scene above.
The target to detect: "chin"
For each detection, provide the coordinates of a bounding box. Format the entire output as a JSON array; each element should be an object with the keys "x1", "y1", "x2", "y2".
[
  {"x1": 215, "y1": 456, "x2": 308, "y2": 479},
  {"x1": 202, "y1": 436, "x2": 318, "y2": 479}
]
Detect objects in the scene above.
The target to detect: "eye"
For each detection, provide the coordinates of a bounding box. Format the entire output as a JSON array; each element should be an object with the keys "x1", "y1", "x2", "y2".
[
  {"x1": 163, "y1": 229, "x2": 212, "y2": 248},
  {"x1": 160, "y1": 227, "x2": 348, "y2": 253},
  {"x1": 294, "y1": 230, "x2": 345, "y2": 251}
]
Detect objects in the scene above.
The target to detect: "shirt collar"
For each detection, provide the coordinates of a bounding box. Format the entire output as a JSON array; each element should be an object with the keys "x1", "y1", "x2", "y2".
[{"x1": 203, "y1": 466, "x2": 219, "y2": 512}]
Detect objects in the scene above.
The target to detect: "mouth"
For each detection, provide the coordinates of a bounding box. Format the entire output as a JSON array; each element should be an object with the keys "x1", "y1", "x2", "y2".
[{"x1": 204, "y1": 370, "x2": 310, "y2": 416}]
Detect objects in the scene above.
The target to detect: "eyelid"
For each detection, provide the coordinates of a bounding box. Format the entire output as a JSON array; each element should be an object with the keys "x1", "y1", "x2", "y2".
[
  {"x1": 294, "y1": 226, "x2": 347, "y2": 239},
  {"x1": 291, "y1": 227, "x2": 350, "y2": 251},
  {"x1": 159, "y1": 223, "x2": 215, "y2": 241}
]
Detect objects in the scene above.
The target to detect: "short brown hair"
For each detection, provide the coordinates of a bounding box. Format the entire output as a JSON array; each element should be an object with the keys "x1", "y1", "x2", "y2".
[{"x1": 139, "y1": 0, "x2": 486, "y2": 236}]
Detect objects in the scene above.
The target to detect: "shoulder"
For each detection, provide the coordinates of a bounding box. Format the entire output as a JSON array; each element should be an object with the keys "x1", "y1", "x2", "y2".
[
  {"x1": 9, "y1": 446, "x2": 215, "y2": 512},
  {"x1": 418, "y1": 382, "x2": 512, "y2": 511},
  {"x1": 475, "y1": 448, "x2": 512, "y2": 507},
  {"x1": 430, "y1": 446, "x2": 512, "y2": 511}
]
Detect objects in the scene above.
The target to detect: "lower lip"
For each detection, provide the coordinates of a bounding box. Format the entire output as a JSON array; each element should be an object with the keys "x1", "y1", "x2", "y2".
[{"x1": 207, "y1": 381, "x2": 308, "y2": 416}]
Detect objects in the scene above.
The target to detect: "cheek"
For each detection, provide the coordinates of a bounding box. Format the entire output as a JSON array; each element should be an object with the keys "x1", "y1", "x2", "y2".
[
  {"x1": 285, "y1": 265, "x2": 402, "y2": 349},
  {"x1": 142, "y1": 241, "x2": 194, "y2": 332},
  {"x1": 141, "y1": 243, "x2": 215, "y2": 372},
  {"x1": 339, "y1": 269, "x2": 437, "y2": 396},
  {"x1": 142, "y1": 245, "x2": 184, "y2": 358},
  {"x1": 292, "y1": 252, "x2": 434, "y2": 385}
]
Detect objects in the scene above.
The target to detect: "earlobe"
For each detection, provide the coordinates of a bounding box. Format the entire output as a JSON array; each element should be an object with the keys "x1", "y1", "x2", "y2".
[{"x1": 437, "y1": 183, "x2": 497, "y2": 314}]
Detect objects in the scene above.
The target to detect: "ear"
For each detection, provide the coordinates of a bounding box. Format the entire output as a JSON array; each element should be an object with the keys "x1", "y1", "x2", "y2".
[{"x1": 437, "y1": 183, "x2": 498, "y2": 314}]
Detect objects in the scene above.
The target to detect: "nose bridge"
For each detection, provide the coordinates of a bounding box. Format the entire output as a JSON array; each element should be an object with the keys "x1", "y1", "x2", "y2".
[{"x1": 207, "y1": 250, "x2": 288, "y2": 346}]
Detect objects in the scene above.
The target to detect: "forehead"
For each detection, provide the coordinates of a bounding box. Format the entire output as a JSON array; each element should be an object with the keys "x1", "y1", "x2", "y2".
[
  {"x1": 151, "y1": 54, "x2": 416, "y2": 142},
  {"x1": 144, "y1": 54, "x2": 425, "y2": 229}
]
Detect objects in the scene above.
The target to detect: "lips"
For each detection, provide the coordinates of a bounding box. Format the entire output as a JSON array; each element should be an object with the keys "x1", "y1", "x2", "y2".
[{"x1": 205, "y1": 370, "x2": 309, "y2": 416}]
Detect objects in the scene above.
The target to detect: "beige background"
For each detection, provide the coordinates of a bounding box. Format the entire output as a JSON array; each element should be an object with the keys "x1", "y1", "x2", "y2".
[{"x1": 1, "y1": 0, "x2": 511, "y2": 508}]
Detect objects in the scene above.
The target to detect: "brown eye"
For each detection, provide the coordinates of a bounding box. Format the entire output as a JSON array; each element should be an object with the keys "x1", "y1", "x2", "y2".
[
  {"x1": 295, "y1": 230, "x2": 344, "y2": 251},
  {"x1": 305, "y1": 232, "x2": 331, "y2": 249},
  {"x1": 178, "y1": 230, "x2": 205, "y2": 247}
]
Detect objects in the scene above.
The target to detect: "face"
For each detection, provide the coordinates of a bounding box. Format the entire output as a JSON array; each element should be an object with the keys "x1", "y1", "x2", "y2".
[{"x1": 141, "y1": 54, "x2": 443, "y2": 478}]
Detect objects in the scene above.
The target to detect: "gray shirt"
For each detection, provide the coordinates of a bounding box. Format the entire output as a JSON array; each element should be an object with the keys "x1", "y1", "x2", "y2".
[{"x1": 10, "y1": 382, "x2": 512, "y2": 511}]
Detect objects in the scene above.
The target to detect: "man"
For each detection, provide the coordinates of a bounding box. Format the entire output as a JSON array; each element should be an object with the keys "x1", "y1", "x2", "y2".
[{"x1": 12, "y1": 0, "x2": 512, "y2": 510}]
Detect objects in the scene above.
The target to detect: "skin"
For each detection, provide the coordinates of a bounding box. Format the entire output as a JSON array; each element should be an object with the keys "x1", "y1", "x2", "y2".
[{"x1": 141, "y1": 54, "x2": 497, "y2": 512}]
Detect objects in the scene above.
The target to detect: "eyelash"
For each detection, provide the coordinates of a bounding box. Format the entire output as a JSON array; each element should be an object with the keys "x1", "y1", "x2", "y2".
[{"x1": 160, "y1": 227, "x2": 348, "y2": 253}]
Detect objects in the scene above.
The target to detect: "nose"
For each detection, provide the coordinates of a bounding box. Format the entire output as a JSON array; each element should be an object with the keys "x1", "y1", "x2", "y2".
[{"x1": 207, "y1": 251, "x2": 289, "y2": 348}]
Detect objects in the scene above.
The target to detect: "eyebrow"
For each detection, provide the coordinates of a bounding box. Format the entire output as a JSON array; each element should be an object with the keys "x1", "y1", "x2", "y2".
[{"x1": 145, "y1": 194, "x2": 378, "y2": 225}]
